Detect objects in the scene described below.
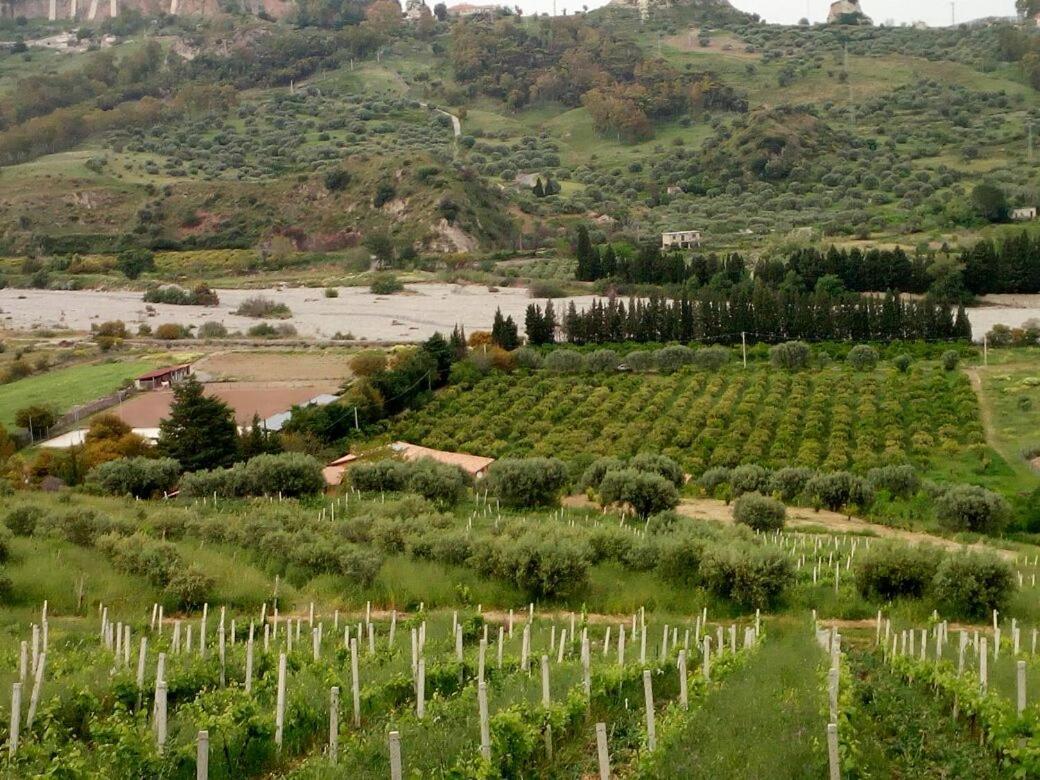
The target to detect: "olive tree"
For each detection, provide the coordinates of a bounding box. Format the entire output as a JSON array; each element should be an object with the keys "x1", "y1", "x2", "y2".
[
  {"x1": 935, "y1": 484, "x2": 1010, "y2": 534},
  {"x1": 598, "y1": 468, "x2": 679, "y2": 518}
]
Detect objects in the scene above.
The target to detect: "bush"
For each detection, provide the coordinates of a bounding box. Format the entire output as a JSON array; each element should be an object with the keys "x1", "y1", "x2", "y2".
[
  {"x1": 624, "y1": 351, "x2": 656, "y2": 372},
  {"x1": 350, "y1": 460, "x2": 411, "y2": 493},
  {"x1": 692, "y1": 345, "x2": 732, "y2": 370},
  {"x1": 806, "y1": 471, "x2": 875, "y2": 512},
  {"x1": 847, "y1": 344, "x2": 879, "y2": 371},
  {"x1": 934, "y1": 484, "x2": 1010, "y2": 534},
  {"x1": 729, "y1": 464, "x2": 772, "y2": 496},
  {"x1": 893, "y1": 354, "x2": 911, "y2": 373},
  {"x1": 697, "y1": 467, "x2": 732, "y2": 496},
  {"x1": 941, "y1": 350, "x2": 959, "y2": 371},
  {"x1": 406, "y1": 458, "x2": 470, "y2": 507},
  {"x1": 585, "y1": 349, "x2": 620, "y2": 373},
  {"x1": 486, "y1": 458, "x2": 569, "y2": 507},
  {"x1": 198, "y1": 322, "x2": 228, "y2": 339},
  {"x1": 513, "y1": 347, "x2": 543, "y2": 370},
  {"x1": 336, "y1": 545, "x2": 382, "y2": 585},
  {"x1": 866, "y1": 465, "x2": 920, "y2": 499},
  {"x1": 769, "y1": 467, "x2": 814, "y2": 502},
  {"x1": 598, "y1": 468, "x2": 679, "y2": 518},
  {"x1": 769, "y1": 341, "x2": 811, "y2": 370},
  {"x1": 732, "y1": 492, "x2": 786, "y2": 532},
  {"x1": 701, "y1": 544, "x2": 793, "y2": 608},
  {"x1": 88, "y1": 457, "x2": 181, "y2": 499},
  {"x1": 932, "y1": 552, "x2": 1015, "y2": 620},
  {"x1": 370, "y1": 274, "x2": 404, "y2": 295},
  {"x1": 580, "y1": 457, "x2": 625, "y2": 492},
  {"x1": 544, "y1": 349, "x2": 585, "y2": 373},
  {"x1": 0, "y1": 526, "x2": 12, "y2": 563},
  {"x1": 243, "y1": 453, "x2": 325, "y2": 497},
  {"x1": 654, "y1": 345, "x2": 695, "y2": 374},
  {"x1": 500, "y1": 533, "x2": 589, "y2": 598},
  {"x1": 154, "y1": 323, "x2": 191, "y2": 341},
  {"x1": 854, "y1": 544, "x2": 939, "y2": 601},
  {"x1": 234, "y1": 296, "x2": 292, "y2": 319},
  {"x1": 164, "y1": 565, "x2": 214, "y2": 611},
  {"x1": 628, "y1": 453, "x2": 684, "y2": 488},
  {"x1": 656, "y1": 535, "x2": 708, "y2": 586},
  {"x1": 5, "y1": 505, "x2": 44, "y2": 536}
]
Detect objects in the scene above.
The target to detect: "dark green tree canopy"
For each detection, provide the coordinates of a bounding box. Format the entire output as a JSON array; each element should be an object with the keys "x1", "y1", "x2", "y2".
[{"x1": 158, "y1": 377, "x2": 239, "y2": 472}]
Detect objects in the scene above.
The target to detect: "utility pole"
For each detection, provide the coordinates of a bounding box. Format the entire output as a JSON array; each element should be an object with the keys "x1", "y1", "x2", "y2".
[
  {"x1": 950, "y1": 2, "x2": 955, "y2": 26},
  {"x1": 1029, "y1": 121, "x2": 1034, "y2": 163},
  {"x1": 353, "y1": 407, "x2": 359, "y2": 431}
]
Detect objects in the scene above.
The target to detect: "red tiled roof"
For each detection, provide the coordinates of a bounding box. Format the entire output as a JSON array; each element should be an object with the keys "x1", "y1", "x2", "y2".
[{"x1": 136, "y1": 364, "x2": 191, "y2": 381}]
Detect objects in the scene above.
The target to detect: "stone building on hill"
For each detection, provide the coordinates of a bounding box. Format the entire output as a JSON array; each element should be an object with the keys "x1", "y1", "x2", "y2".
[{"x1": 827, "y1": 0, "x2": 871, "y2": 25}]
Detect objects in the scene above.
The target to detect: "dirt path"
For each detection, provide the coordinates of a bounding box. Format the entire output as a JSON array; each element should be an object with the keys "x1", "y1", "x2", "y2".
[
  {"x1": 964, "y1": 367, "x2": 1002, "y2": 455},
  {"x1": 563, "y1": 494, "x2": 1015, "y2": 559}
]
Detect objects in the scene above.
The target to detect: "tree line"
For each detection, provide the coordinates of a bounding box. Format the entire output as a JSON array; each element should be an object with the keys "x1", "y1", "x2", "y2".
[{"x1": 527, "y1": 284, "x2": 971, "y2": 346}]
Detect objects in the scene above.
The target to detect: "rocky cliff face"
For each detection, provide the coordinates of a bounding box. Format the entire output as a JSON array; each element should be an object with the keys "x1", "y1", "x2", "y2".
[{"x1": 0, "y1": 0, "x2": 292, "y2": 21}]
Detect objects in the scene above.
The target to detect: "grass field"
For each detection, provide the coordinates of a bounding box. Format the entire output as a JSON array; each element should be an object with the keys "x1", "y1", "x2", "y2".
[{"x1": 0, "y1": 358, "x2": 156, "y2": 430}]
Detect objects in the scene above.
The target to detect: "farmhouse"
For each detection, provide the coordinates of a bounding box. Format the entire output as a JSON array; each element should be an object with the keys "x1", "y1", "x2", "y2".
[
  {"x1": 661, "y1": 230, "x2": 702, "y2": 250},
  {"x1": 1011, "y1": 207, "x2": 1038, "y2": 221},
  {"x1": 391, "y1": 441, "x2": 495, "y2": 478},
  {"x1": 134, "y1": 364, "x2": 191, "y2": 391},
  {"x1": 447, "y1": 3, "x2": 500, "y2": 16},
  {"x1": 322, "y1": 453, "x2": 359, "y2": 487}
]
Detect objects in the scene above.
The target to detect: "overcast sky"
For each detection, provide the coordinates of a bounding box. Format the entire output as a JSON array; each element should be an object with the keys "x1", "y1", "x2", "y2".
[{"x1": 513, "y1": 0, "x2": 1018, "y2": 27}]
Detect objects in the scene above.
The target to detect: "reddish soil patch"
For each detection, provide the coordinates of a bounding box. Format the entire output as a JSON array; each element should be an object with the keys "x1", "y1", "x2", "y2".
[{"x1": 110, "y1": 381, "x2": 338, "y2": 427}]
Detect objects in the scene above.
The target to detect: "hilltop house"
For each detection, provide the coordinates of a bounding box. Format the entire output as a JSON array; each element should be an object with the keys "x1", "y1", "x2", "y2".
[{"x1": 661, "y1": 230, "x2": 702, "y2": 250}]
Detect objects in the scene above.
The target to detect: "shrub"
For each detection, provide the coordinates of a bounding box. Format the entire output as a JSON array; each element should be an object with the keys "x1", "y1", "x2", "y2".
[
  {"x1": 657, "y1": 535, "x2": 708, "y2": 586},
  {"x1": 370, "y1": 274, "x2": 404, "y2": 295},
  {"x1": 934, "y1": 484, "x2": 1010, "y2": 534},
  {"x1": 88, "y1": 457, "x2": 182, "y2": 499},
  {"x1": 732, "y1": 492, "x2": 786, "y2": 532},
  {"x1": 500, "y1": 533, "x2": 589, "y2": 598},
  {"x1": 350, "y1": 460, "x2": 411, "y2": 493},
  {"x1": 806, "y1": 471, "x2": 875, "y2": 512},
  {"x1": 654, "y1": 345, "x2": 695, "y2": 374},
  {"x1": 164, "y1": 565, "x2": 214, "y2": 611},
  {"x1": 585, "y1": 349, "x2": 621, "y2": 373},
  {"x1": 598, "y1": 468, "x2": 679, "y2": 518},
  {"x1": 622, "y1": 538, "x2": 660, "y2": 571},
  {"x1": 486, "y1": 458, "x2": 569, "y2": 507},
  {"x1": 198, "y1": 322, "x2": 228, "y2": 339},
  {"x1": 769, "y1": 341, "x2": 811, "y2": 370},
  {"x1": 336, "y1": 545, "x2": 382, "y2": 585},
  {"x1": 513, "y1": 347, "x2": 543, "y2": 370},
  {"x1": 932, "y1": 552, "x2": 1015, "y2": 619},
  {"x1": 701, "y1": 544, "x2": 793, "y2": 608},
  {"x1": 698, "y1": 467, "x2": 732, "y2": 496},
  {"x1": 580, "y1": 457, "x2": 625, "y2": 492},
  {"x1": 5, "y1": 505, "x2": 43, "y2": 536},
  {"x1": 628, "y1": 453, "x2": 684, "y2": 488},
  {"x1": 729, "y1": 464, "x2": 772, "y2": 496},
  {"x1": 854, "y1": 544, "x2": 940, "y2": 601},
  {"x1": 0, "y1": 526, "x2": 12, "y2": 563},
  {"x1": 769, "y1": 467, "x2": 814, "y2": 502},
  {"x1": 866, "y1": 465, "x2": 920, "y2": 498},
  {"x1": 624, "y1": 351, "x2": 656, "y2": 372},
  {"x1": 544, "y1": 349, "x2": 585, "y2": 373},
  {"x1": 941, "y1": 350, "x2": 959, "y2": 371},
  {"x1": 691, "y1": 345, "x2": 731, "y2": 370},
  {"x1": 406, "y1": 458, "x2": 470, "y2": 507},
  {"x1": 847, "y1": 344, "x2": 879, "y2": 371},
  {"x1": 243, "y1": 453, "x2": 325, "y2": 497},
  {"x1": 893, "y1": 354, "x2": 912, "y2": 373},
  {"x1": 234, "y1": 296, "x2": 292, "y2": 319},
  {"x1": 154, "y1": 323, "x2": 191, "y2": 341}
]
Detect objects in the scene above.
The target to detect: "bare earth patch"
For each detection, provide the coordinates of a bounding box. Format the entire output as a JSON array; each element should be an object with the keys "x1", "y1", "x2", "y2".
[{"x1": 193, "y1": 350, "x2": 354, "y2": 383}]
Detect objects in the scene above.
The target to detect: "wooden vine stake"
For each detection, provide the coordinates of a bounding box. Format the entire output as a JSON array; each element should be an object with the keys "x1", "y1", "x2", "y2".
[
  {"x1": 26, "y1": 652, "x2": 45, "y2": 729},
  {"x1": 826, "y1": 723, "x2": 840, "y2": 780},
  {"x1": 595, "y1": 722, "x2": 611, "y2": 780},
  {"x1": 350, "y1": 638, "x2": 361, "y2": 728},
  {"x1": 1018, "y1": 660, "x2": 1027, "y2": 716},
  {"x1": 197, "y1": 730, "x2": 209, "y2": 780},
  {"x1": 275, "y1": 653, "x2": 287, "y2": 749},
  {"x1": 417, "y1": 658, "x2": 426, "y2": 720},
  {"x1": 155, "y1": 681, "x2": 168, "y2": 753},
  {"x1": 8, "y1": 682, "x2": 20, "y2": 757},
  {"x1": 678, "y1": 650, "x2": 688, "y2": 710},
  {"x1": 389, "y1": 731, "x2": 403, "y2": 780},
  {"x1": 642, "y1": 670, "x2": 656, "y2": 752},
  {"x1": 329, "y1": 686, "x2": 339, "y2": 763},
  {"x1": 478, "y1": 680, "x2": 490, "y2": 761}
]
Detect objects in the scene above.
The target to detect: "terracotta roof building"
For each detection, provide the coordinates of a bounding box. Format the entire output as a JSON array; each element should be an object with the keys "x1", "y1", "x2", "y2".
[
  {"x1": 135, "y1": 364, "x2": 192, "y2": 391},
  {"x1": 391, "y1": 441, "x2": 495, "y2": 478}
]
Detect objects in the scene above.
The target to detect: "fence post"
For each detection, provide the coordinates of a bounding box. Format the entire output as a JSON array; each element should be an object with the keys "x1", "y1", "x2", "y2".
[
  {"x1": 389, "y1": 731, "x2": 403, "y2": 780},
  {"x1": 478, "y1": 680, "x2": 490, "y2": 761},
  {"x1": 275, "y1": 653, "x2": 287, "y2": 749},
  {"x1": 155, "y1": 681, "x2": 167, "y2": 753},
  {"x1": 329, "y1": 686, "x2": 339, "y2": 762},
  {"x1": 826, "y1": 723, "x2": 840, "y2": 780},
  {"x1": 678, "y1": 650, "x2": 688, "y2": 710},
  {"x1": 642, "y1": 670, "x2": 656, "y2": 752},
  {"x1": 1018, "y1": 660, "x2": 1027, "y2": 715},
  {"x1": 703, "y1": 636, "x2": 711, "y2": 681},
  {"x1": 595, "y1": 722, "x2": 610, "y2": 780},
  {"x1": 26, "y1": 652, "x2": 45, "y2": 729},
  {"x1": 541, "y1": 655, "x2": 551, "y2": 706},
  {"x1": 417, "y1": 658, "x2": 426, "y2": 720},
  {"x1": 8, "y1": 682, "x2": 21, "y2": 757},
  {"x1": 351, "y1": 638, "x2": 361, "y2": 727},
  {"x1": 828, "y1": 667, "x2": 839, "y2": 723},
  {"x1": 197, "y1": 730, "x2": 209, "y2": 780}
]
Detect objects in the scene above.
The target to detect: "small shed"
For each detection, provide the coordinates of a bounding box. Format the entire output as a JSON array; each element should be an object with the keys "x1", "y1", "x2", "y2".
[
  {"x1": 1012, "y1": 207, "x2": 1038, "y2": 222},
  {"x1": 135, "y1": 364, "x2": 192, "y2": 391}
]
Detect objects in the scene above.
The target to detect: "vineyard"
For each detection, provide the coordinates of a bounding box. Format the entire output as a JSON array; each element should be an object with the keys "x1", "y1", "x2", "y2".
[{"x1": 392, "y1": 363, "x2": 984, "y2": 477}]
